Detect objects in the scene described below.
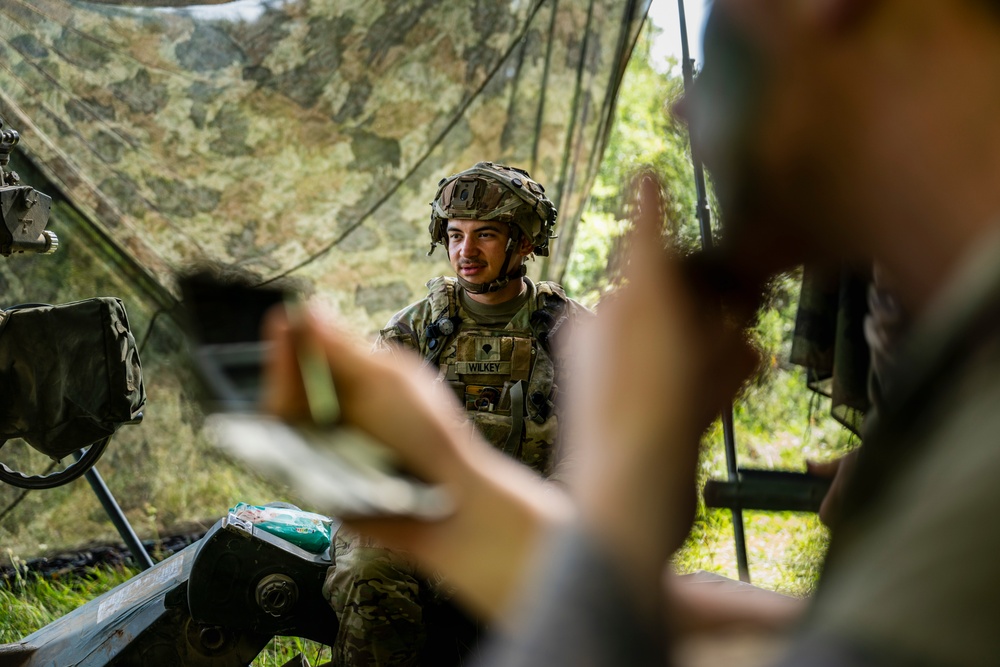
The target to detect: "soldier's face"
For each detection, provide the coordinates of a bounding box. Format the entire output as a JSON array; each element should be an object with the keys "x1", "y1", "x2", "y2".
[{"x1": 446, "y1": 219, "x2": 516, "y2": 284}]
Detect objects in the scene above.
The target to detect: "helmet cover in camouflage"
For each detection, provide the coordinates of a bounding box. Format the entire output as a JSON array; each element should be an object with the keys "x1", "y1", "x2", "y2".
[{"x1": 429, "y1": 162, "x2": 557, "y2": 257}]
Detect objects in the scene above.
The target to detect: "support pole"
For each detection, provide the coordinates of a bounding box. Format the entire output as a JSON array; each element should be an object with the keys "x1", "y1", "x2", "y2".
[
  {"x1": 73, "y1": 450, "x2": 155, "y2": 571},
  {"x1": 676, "y1": 0, "x2": 750, "y2": 582}
]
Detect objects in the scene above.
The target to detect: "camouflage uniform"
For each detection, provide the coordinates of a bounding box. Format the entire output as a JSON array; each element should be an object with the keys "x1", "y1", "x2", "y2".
[
  {"x1": 325, "y1": 162, "x2": 590, "y2": 666},
  {"x1": 325, "y1": 276, "x2": 589, "y2": 666},
  {"x1": 376, "y1": 275, "x2": 589, "y2": 476},
  {"x1": 324, "y1": 534, "x2": 427, "y2": 667}
]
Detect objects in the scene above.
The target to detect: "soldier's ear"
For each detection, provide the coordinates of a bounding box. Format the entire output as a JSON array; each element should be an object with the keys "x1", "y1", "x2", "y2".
[{"x1": 517, "y1": 235, "x2": 534, "y2": 257}]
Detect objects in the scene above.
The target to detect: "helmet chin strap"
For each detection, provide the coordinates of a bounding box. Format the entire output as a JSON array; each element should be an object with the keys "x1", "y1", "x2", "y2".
[
  {"x1": 457, "y1": 264, "x2": 526, "y2": 294},
  {"x1": 456, "y1": 230, "x2": 526, "y2": 295}
]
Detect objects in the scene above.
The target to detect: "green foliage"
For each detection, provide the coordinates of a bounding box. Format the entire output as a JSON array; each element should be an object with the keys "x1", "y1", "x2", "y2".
[
  {"x1": 587, "y1": 24, "x2": 698, "y2": 237},
  {"x1": 562, "y1": 210, "x2": 628, "y2": 307},
  {"x1": 672, "y1": 271, "x2": 855, "y2": 596},
  {"x1": 0, "y1": 564, "x2": 135, "y2": 642},
  {"x1": 565, "y1": 22, "x2": 703, "y2": 305},
  {"x1": 252, "y1": 637, "x2": 330, "y2": 666}
]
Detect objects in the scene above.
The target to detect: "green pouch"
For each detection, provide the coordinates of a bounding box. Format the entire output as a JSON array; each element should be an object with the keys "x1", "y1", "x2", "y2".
[
  {"x1": 0, "y1": 297, "x2": 145, "y2": 458},
  {"x1": 230, "y1": 502, "x2": 333, "y2": 554}
]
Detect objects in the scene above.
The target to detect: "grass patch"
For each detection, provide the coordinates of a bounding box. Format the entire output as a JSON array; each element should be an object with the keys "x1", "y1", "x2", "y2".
[{"x1": 0, "y1": 565, "x2": 135, "y2": 642}]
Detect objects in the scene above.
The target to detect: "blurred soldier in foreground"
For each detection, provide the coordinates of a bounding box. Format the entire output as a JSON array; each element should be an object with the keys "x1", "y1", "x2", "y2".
[
  {"x1": 263, "y1": 0, "x2": 1000, "y2": 664},
  {"x1": 324, "y1": 162, "x2": 589, "y2": 666}
]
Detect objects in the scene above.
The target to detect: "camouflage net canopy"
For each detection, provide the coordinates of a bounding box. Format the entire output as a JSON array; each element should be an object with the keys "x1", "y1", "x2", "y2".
[
  {"x1": 0, "y1": 0, "x2": 650, "y2": 557},
  {"x1": 0, "y1": 0, "x2": 649, "y2": 332}
]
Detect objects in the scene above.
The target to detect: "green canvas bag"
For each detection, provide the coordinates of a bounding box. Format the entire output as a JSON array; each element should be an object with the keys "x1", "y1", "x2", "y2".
[{"x1": 0, "y1": 297, "x2": 145, "y2": 459}]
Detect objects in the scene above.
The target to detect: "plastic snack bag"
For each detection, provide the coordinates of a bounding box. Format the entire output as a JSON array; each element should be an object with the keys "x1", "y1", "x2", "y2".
[{"x1": 230, "y1": 502, "x2": 334, "y2": 554}]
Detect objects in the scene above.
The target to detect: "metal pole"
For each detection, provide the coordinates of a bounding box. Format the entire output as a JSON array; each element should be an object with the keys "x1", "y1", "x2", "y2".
[
  {"x1": 720, "y1": 407, "x2": 750, "y2": 582},
  {"x1": 73, "y1": 450, "x2": 155, "y2": 571},
  {"x1": 676, "y1": 0, "x2": 750, "y2": 582}
]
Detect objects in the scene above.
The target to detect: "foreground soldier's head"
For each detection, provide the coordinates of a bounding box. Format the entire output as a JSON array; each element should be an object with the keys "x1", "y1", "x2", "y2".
[{"x1": 683, "y1": 0, "x2": 1000, "y2": 315}]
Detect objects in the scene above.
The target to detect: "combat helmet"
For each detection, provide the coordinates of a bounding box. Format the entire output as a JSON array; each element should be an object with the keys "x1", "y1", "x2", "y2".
[{"x1": 429, "y1": 162, "x2": 557, "y2": 294}]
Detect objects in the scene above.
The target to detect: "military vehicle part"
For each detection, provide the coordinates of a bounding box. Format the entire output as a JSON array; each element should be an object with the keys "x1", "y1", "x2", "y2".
[
  {"x1": 0, "y1": 510, "x2": 341, "y2": 666},
  {"x1": 0, "y1": 120, "x2": 55, "y2": 257}
]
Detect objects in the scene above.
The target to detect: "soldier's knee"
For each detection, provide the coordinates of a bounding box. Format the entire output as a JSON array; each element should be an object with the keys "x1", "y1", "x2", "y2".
[
  {"x1": 324, "y1": 545, "x2": 421, "y2": 612},
  {"x1": 326, "y1": 546, "x2": 427, "y2": 667}
]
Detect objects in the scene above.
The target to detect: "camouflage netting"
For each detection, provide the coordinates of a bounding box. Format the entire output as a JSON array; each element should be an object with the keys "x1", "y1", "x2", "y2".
[{"x1": 0, "y1": 0, "x2": 649, "y2": 560}]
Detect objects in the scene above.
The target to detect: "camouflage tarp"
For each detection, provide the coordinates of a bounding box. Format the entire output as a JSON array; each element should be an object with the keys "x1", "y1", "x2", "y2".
[
  {"x1": 0, "y1": 0, "x2": 650, "y2": 558},
  {"x1": 0, "y1": 0, "x2": 649, "y2": 332}
]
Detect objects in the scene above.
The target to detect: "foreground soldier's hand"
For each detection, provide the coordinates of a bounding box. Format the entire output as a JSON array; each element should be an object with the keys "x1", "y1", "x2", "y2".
[
  {"x1": 260, "y1": 304, "x2": 573, "y2": 623},
  {"x1": 806, "y1": 449, "x2": 861, "y2": 529},
  {"x1": 565, "y1": 174, "x2": 759, "y2": 617}
]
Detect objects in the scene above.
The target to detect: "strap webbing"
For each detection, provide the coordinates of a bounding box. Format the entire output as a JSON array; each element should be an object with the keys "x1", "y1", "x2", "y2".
[{"x1": 503, "y1": 380, "x2": 526, "y2": 459}]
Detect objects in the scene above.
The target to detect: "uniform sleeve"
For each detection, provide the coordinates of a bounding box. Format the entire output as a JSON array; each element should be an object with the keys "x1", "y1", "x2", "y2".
[
  {"x1": 545, "y1": 298, "x2": 594, "y2": 483},
  {"x1": 555, "y1": 298, "x2": 594, "y2": 343},
  {"x1": 473, "y1": 522, "x2": 666, "y2": 667},
  {"x1": 472, "y1": 523, "x2": 914, "y2": 667},
  {"x1": 372, "y1": 309, "x2": 423, "y2": 355},
  {"x1": 373, "y1": 324, "x2": 411, "y2": 354}
]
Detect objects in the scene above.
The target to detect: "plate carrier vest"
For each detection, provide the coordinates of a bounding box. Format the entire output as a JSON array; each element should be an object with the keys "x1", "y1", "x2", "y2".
[{"x1": 381, "y1": 277, "x2": 570, "y2": 476}]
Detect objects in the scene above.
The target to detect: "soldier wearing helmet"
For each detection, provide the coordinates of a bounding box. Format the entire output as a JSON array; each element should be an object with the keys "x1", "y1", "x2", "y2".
[
  {"x1": 323, "y1": 162, "x2": 590, "y2": 666},
  {"x1": 428, "y1": 161, "x2": 557, "y2": 297},
  {"x1": 377, "y1": 161, "x2": 590, "y2": 475}
]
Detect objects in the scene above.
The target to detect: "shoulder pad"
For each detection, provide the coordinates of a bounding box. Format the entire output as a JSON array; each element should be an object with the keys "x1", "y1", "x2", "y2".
[
  {"x1": 424, "y1": 275, "x2": 453, "y2": 292},
  {"x1": 425, "y1": 276, "x2": 457, "y2": 318},
  {"x1": 533, "y1": 281, "x2": 570, "y2": 320},
  {"x1": 529, "y1": 282, "x2": 570, "y2": 351},
  {"x1": 534, "y1": 280, "x2": 568, "y2": 301}
]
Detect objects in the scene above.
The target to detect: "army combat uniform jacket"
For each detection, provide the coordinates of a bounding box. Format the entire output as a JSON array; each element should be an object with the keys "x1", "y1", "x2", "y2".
[
  {"x1": 323, "y1": 277, "x2": 589, "y2": 666},
  {"x1": 375, "y1": 276, "x2": 591, "y2": 478}
]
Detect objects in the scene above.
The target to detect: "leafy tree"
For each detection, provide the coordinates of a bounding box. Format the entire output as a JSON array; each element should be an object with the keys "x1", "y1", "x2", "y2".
[{"x1": 564, "y1": 21, "x2": 701, "y2": 305}]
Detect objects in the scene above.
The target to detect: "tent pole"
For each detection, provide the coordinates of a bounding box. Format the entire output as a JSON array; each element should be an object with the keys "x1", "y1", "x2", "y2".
[{"x1": 676, "y1": 0, "x2": 750, "y2": 583}]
